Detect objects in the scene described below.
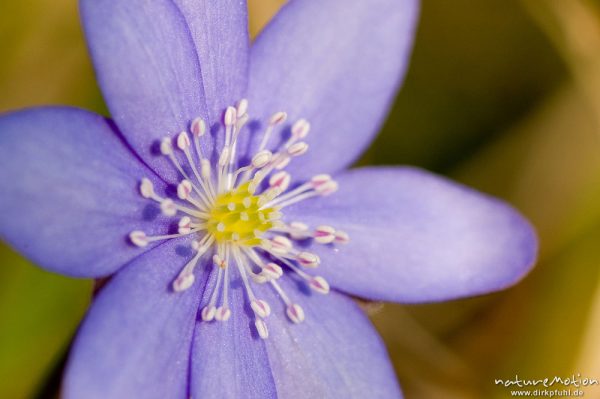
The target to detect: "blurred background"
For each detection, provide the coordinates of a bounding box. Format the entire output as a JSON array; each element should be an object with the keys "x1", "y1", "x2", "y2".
[{"x1": 1, "y1": 0, "x2": 599, "y2": 398}]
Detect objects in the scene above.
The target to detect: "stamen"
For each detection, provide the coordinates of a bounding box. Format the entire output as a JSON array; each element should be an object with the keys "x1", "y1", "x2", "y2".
[
  {"x1": 215, "y1": 305, "x2": 231, "y2": 321},
  {"x1": 250, "y1": 299, "x2": 271, "y2": 318},
  {"x1": 263, "y1": 263, "x2": 283, "y2": 280},
  {"x1": 160, "y1": 135, "x2": 212, "y2": 207},
  {"x1": 262, "y1": 174, "x2": 334, "y2": 209},
  {"x1": 287, "y1": 142, "x2": 308, "y2": 157},
  {"x1": 269, "y1": 171, "x2": 291, "y2": 192},
  {"x1": 191, "y1": 117, "x2": 206, "y2": 137},
  {"x1": 201, "y1": 305, "x2": 217, "y2": 321},
  {"x1": 129, "y1": 230, "x2": 195, "y2": 247},
  {"x1": 291, "y1": 119, "x2": 310, "y2": 140},
  {"x1": 233, "y1": 247, "x2": 271, "y2": 323},
  {"x1": 269, "y1": 235, "x2": 293, "y2": 255},
  {"x1": 131, "y1": 100, "x2": 347, "y2": 337},
  {"x1": 265, "y1": 252, "x2": 330, "y2": 295},
  {"x1": 160, "y1": 198, "x2": 177, "y2": 216},
  {"x1": 296, "y1": 251, "x2": 320, "y2": 268},
  {"x1": 289, "y1": 222, "x2": 310, "y2": 240},
  {"x1": 177, "y1": 180, "x2": 193, "y2": 200},
  {"x1": 217, "y1": 256, "x2": 231, "y2": 321},
  {"x1": 255, "y1": 319, "x2": 269, "y2": 339},
  {"x1": 172, "y1": 235, "x2": 214, "y2": 292},
  {"x1": 270, "y1": 280, "x2": 305, "y2": 324},
  {"x1": 202, "y1": 259, "x2": 223, "y2": 321},
  {"x1": 178, "y1": 217, "x2": 192, "y2": 234},
  {"x1": 252, "y1": 150, "x2": 273, "y2": 168},
  {"x1": 177, "y1": 131, "x2": 214, "y2": 205},
  {"x1": 258, "y1": 111, "x2": 287, "y2": 151},
  {"x1": 334, "y1": 230, "x2": 350, "y2": 244},
  {"x1": 271, "y1": 182, "x2": 337, "y2": 209},
  {"x1": 140, "y1": 178, "x2": 155, "y2": 198},
  {"x1": 286, "y1": 303, "x2": 305, "y2": 324},
  {"x1": 224, "y1": 106, "x2": 237, "y2": 129},
  {"x1": 273, "y1": 156, "x2": 290, "y2": 170},
  {"x1": 309, "y1": 276, "x2": 330, "y2": 294},
  {"x1": 236, "y1": 98, "x2": 249, "y2": 118},
  {"x1": 314, "y1": 225, "x2": 336, "y2": 244}
]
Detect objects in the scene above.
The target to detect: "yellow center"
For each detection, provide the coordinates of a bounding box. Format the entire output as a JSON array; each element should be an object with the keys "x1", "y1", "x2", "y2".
[{"x1": 206, "y1": 182, "x2": 277, "y2": 245}]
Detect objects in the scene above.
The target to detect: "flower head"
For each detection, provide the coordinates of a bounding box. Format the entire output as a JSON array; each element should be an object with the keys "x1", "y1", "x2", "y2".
[{"x1": 0, "y1": 0, "x2": 537, "y2": 398}]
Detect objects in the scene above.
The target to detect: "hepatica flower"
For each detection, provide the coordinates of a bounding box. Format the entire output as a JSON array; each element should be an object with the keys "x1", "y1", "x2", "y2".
[{"x1": 0, "y1": 0, "x2": 538, "y2": 398}]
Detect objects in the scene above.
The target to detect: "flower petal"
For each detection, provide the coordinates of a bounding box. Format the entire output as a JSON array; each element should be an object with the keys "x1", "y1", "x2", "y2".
[
  {"x1": 0, "y1": 107, "x2": 168, "y2": 278},
  {"x1": 245, "y1": 0, "x2": 419, "y2": 179},
  {"x1": 171, "y1": 0, "x2": 249, "y2": 121},
  {"x1": 191, "y1": 269, "x2": 402, "y2": 398},
  {"x1": 190, "y1": 268, "x2": 277, "y2": 398},
  {"x1": 285, "y1": 167, "x2": 538, "y2": 303},
  {"x1": 63, "y1": 240, "x2": 201, "y2": 399},
  {"x1": 80, "y1": 0, "x2": 209, "y2": 179},
  {"x1": 262, "y1": 278, "x2": 403, "y2": 398}
]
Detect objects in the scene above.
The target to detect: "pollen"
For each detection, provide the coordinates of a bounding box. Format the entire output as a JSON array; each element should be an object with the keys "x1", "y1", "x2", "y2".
[{"x1": 206, "y1": 182, "x2": 277, "y2": 245}]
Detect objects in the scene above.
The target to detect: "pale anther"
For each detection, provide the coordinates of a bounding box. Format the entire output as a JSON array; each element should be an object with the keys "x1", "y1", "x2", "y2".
[
  {"x1": 201, "y1": 306, "x2": 217, "y2": 321},
  {"x1": 252, "y1": 150, "x2": 273, "y2": 168},
  {"x1": 191, "y1": 117, "x2": 206, "y2": 137},
  {"x1": 176, "y1": 131, "x2": 191, "y2": 150},
  {"x1": 269, "y1": 171, "x2": 291, "y2": 191},
  {"x1": 251, "y1": 299, "x2": 271, "y2": 318},
  {"x1": 173, "y1": 273, "x2": 195, "y2": 292},
  {"x1": 255, "y1": 319, "x2": 269, "y2": 339},
  {"x1": 311, "y1": 174, "x2": 332, "y2": 187},
  {"x1": 315, "y1": 180, "x2": 338, "y2": 196},
  {"x1": 201, "y1": 159, "x2": 211, "y2": 179},
  {"x1": 274, "y1": 156, "x2": 290, "y2": 170},
  {"x1": 224, "y1": 106, "x2": 237, "y2": 126},
  {"x1": 270, "y1": 236, "x2": 292, "y2": 255},
  {"x1": 160, "y1": 137, "x2": 173, "y2": 155},
  {"x1": 297, "y1": 251, "x2": 320, "y2": 268},
  {"x1": 262, "y1": 263, "x2": 283, "y2": 279},
  {"x1": 314, "y1": 225, "x2": 336, "y2": 244},
  {"x1": 216, "y1": 306, "x2": 231, "y2": 321},
  {"x1": 291, "y1": 119, "x2": 310, "y2": 139},
  {"x1": 288, "y1": 142, "x2": 308, "y2": 157},
  {"x1": 286, "y1": 304, "x2": 305, "y2": 324},
  {"x1": 236, "y1": 98, "x2": 249, "y2": 117},
  {"x1": 129, "y1": 231, "x2": 148, "y2": 247},
  {"x1": 177, "y1": 180, "x2": 193, "y2": 200},
  {"x1": 178, "y1": 216, "x2": 192, "y2": 234},
  {"x1": 160, "y1": 198, "x2": 177, "y2": 216},
  {"x1": 334, "y1": 230, "x2": 350, "y2": 244},
  {"x1": 289, "y1": 222, "x2": 309, "y2": 240},
  {"x1": 140, "y1": 178, "x2": 154, "y2": 198},
  {"x1": 309, "y1": 276, "x2": 330, "y2": 294},
  {"x1": 269, "y1": 111, "x2": 287, "y2": 126}
]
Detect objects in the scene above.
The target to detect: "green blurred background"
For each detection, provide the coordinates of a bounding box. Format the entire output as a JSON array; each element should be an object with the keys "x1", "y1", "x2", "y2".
[{"x1": 1, "y1": 0, "x2": 599, "y2": 398}]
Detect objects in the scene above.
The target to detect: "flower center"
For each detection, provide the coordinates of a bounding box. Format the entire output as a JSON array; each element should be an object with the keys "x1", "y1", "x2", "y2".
[
  {"x1": 127, "y1": 99, "x2": 349, "y2": 339},
  {"x1": 206, "y1": 182, "x2": 276, "y2": 245}
]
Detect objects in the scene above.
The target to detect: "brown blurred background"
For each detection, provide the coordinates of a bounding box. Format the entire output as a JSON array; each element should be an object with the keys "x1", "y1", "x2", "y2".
[{"x1": 1, "y1": 0, "x2": 599, "y2": 398}]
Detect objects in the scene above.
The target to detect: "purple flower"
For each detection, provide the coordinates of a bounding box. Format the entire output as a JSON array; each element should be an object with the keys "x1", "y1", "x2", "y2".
[{"x1": 0, "y1": 0, "x2": 537, "y2": 398}]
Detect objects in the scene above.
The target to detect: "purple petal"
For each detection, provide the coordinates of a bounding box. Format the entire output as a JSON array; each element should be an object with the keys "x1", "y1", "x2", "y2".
[
  {"x1": 0, "y1": 107, "x2": 168, "y2": 278},
  {"x1": 245, "y1": 0, "x2": 419, "y2": 179},
  {"x1": 80, "y1": 0, "x2": 209, "y2": 179},
  {"x1": 262, "y1": 277, "x2": 402, "y2": 398},
  {"x1": 285, "y1": 167, "x2": 538, "y2": 303},
  {"x1": 190, "y1": 268, "x2": 277, "y2": 398},
  {"x1": 191, "y1": 269, "x2": 401, "y2": 398},
  {"x1": 171, "y1": 0, "x2": 249, "y2": 122},
  {"x1": 63, "y1": 240, "x2": 201, "y2": 399}
]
